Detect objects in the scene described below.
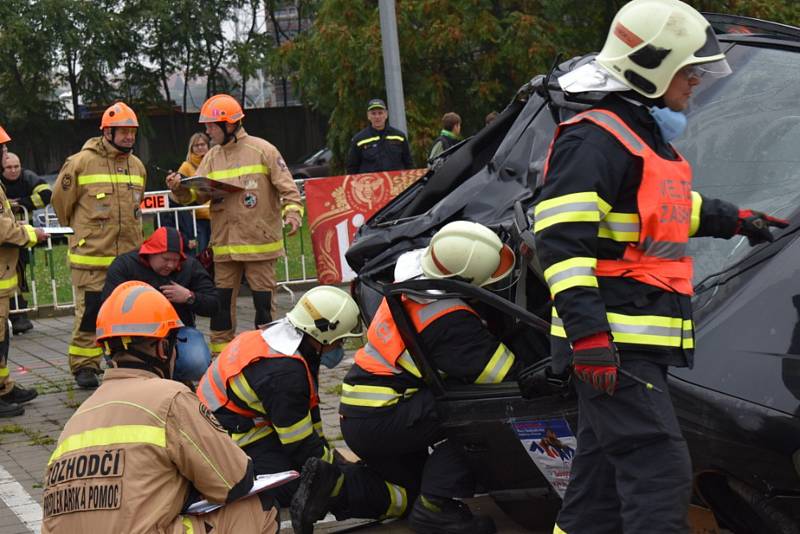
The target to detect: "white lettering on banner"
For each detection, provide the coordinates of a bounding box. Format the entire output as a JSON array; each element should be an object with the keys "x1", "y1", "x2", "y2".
[
  {"x1": 335, "y1": 213, "x2": 365, "y2": 282},
  {"x1": 140, "y1": 192, "x2": 170, "y2": 212}
]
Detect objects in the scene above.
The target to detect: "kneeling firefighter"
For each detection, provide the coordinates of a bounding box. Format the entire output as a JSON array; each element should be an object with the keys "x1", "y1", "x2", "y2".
[
  {"x1": 42, "y1": 281, "x2": 279, "y2": 533},
  {"x1": 292, "y1": 221, "x2": 526, "y2": 534},
  {"x1": 198, "y1": 285, "x2": 383, "y2": 509}
]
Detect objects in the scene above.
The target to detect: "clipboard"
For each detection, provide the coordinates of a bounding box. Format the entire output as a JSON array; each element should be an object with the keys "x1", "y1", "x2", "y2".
[
  {"x1": 180, "y1": 176, "x2": 245, "y2": 198},
  {"x1": 184, "y1": 470, "x2": 299, "y2": 514}
]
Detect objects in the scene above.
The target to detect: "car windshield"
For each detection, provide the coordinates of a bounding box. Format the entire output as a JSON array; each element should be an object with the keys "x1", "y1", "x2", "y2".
[{"x1": 678, "y1": 42, "x2": 800, "y2": 285}]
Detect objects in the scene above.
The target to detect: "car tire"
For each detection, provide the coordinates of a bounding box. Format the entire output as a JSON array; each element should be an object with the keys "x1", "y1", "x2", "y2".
[{"x1": 696, "y1": 472, "x2": 799, "y2": 534}]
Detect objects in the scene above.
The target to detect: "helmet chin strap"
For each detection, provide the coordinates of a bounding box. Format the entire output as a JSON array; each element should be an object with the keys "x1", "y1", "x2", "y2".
[
  {"x1": 107, "y1": 127, "x2": 134, "y2": 154},
  {"x1": 218, "y1": 122, "x2": 242, "y2": 146}
]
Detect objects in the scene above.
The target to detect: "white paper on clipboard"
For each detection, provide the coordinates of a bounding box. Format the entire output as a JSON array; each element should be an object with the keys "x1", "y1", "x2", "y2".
[
  {"x1": 42, "y1": 227, "x2": 74, "y2": 235},
  {"x1": 185, "y1": 470, "x2": 299, "y2": 515}
]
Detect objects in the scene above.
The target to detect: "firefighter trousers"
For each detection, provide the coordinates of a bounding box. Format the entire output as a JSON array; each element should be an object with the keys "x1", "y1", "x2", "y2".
[
  {"x1": 555, "y1": 359, "x2": 692, "y2": 534},
  {"x1": 210, "y1": 259, "x2": 276, "y2": 355},
  {"x1": 242, "y1": 432, "x2": 398, "y2": 518},
  {"x1": 68, "y1": 269, "x2": 106, "y2": 374},
  {"x1": 0, "y1": 297, "x2": 13, "y2": 395},
  {"x1": 175, "y1": 494, "x2": 278, "y2": 534},
  {"x1": 340, "y1": 389, "x2": 476, "y2": 517}
]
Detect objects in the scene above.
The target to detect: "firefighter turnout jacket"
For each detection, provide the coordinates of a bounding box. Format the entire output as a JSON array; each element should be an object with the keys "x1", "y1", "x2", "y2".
[
  {"x1": 533, "y1": 95, "x2": 740, "y2": 368},
  {"x1": 1, "y1": 169, "x2": 52, "y2": 214},
  {"x1": 171, "y1": 128, "x2": 303, "y2": 263},
  {"x1": 42, "y1": 368, "x2": 255, "y2": 533},
  {"x1": 340, "y1": 296, "x2": 519, "y2": 417},
  {"x1": 346, "y1": 125, "x2": 413, "y2": 174},
  {"x1": 198, "y1": 329, "x2": 334, "y2": 464},
  {"x1": 52, "y1": 137, "x2": 146, "y2": 270},
  {"x1": 0, "y1": 187, "x2": 37, "y2": 299}
]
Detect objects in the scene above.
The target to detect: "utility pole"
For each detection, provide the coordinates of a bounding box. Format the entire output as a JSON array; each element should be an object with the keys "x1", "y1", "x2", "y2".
[{"x1": 378, "y1": 0, "x2": 407, "y2": 133}]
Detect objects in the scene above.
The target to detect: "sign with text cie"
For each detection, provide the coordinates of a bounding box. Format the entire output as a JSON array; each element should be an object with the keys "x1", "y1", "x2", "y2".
[
  {"x1": 305, "y1": 169, "x2": 425, "y2": 284},
  {"x1": 140, "y1": 192, "x2": 169, "y2": 212}
]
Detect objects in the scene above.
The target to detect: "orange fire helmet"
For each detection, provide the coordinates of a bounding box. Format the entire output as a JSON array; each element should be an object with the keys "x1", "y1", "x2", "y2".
[
  {"x1": 0, "y1": 126, "x2": 10, "y2": 144},
  {"x1": 199, "y1": 94, "x2": 245, "y2": 124},
  {"x1": 96, "y1": 281, "x2": 183, "y2": 346},
  {"x1": 100, "y1": 102, "x2": 139, "y2": 130}
]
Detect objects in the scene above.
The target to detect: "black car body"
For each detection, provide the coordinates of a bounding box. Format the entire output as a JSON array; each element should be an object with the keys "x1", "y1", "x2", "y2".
[{"x1": 347, "y1": 15, "x2": 800, "y2": 533}]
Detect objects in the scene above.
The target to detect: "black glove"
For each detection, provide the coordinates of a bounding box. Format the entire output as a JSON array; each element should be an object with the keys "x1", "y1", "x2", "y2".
[
  {"x1": 518, "y1": 361, "x2": 570, "y2": 399},
  {"x1": 736, "y1": 209, "x2": 789, "y2": 246}
]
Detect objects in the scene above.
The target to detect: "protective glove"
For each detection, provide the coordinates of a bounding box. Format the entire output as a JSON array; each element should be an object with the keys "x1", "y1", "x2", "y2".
[
  {"x1": 736, "y1": 209, "x2": 789, "y2": 246},
  {"x1": 572, "y1": 332, "x2": 619, "y2": 396}
]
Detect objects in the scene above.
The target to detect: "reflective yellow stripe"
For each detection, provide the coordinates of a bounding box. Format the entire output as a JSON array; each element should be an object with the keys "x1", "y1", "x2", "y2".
[
  {"x1": 281, "y1": 203, "x2": 305, "y2": 217},
  {"x1": 274, "y1": 412, "x2": 314, "y2": 444},
  {"x1": 550, "y1": 308, "x2": 694, "y2": 348},
  {"x1": 207, "y1": 164, "x2": 269, "y2": 181},
  {"x1": 48, "y1": 424, "x2": 166, "y2": 465},
  {"x1": 340, "y1": 383, "x2": 418, "y2": 408},
  {"x1": 0, "y1": 367, "x2": 9, "y2": 378},
  {"x1": 187, "y1": 188, "x2": 198, "y2": 204},
  {"x1": 689, "y1": 191, "x2": 702, "y2": 237},
  {"x1": 212, "y1": 240, "x2": 284, "y2": 256},
  {"x1": 22, "y1": 225, "x2": 37, "y2": 248},
  {"x1": 383, "y1": 481, "x2": 408, "y2": 518},
  {"x1": 598, "y1": 212, "x2": 640, "y2": 242},
  {"x1": 229, "y1": 374, "x2": 266, "y2": 414},
  {"x1": 356, "y1": 136, "x2": 381, "y2": 147},
  {"x1": 31, "y1": 194, "x2": 44, "y2": 209},
  {"x1": 396, "y1": 351, "x2": 422, "y2": 378},
  {"x1": 543, "y1": 257, "x2": 598, "y2": 297},
  {"x1": 534, "y1": 192, "x2": 611, "y2": 233},
  {"x1": 32, "y1": 183, "x2": 50, "y2": 195},
  {"x1": 554, "y1": 524, "x2": 568, "y2": 534},
  {"x1": 330, "y1": 473, "x2": 344, "y2": 497},
  {"x1": 313, "y1": 420, "x2": 324, "y2": 437},
  {"x1": 232, "y1": 425, "x2": 275, "y2": 447},
  {"x1": 77, "y1": 174, "x2": 145, "y2": 186},
  {"x1": 0, "y1": 274, "x2": 18, "y2": 290},
  {"x1": 68, "y1": 252, "x2": 115, "y2": 266},
  {"x1": 321, "y1": 446, "x2": 335, "y2": 464},
  {"x1": 475, "y1": 343, "x2": 516, "y2": 384},
  {"x1": 386, "y1": 135, "x2": 405, "y2": 142},
  {"x1": 182, "y1": 517, "x2": 194, "y2": 534},
  {"x1": 69, "y1": 345, "x2": 104, "y2": 357},
  {"x1": 209, "y1": 342, "x2": 229, "y2": 354}
]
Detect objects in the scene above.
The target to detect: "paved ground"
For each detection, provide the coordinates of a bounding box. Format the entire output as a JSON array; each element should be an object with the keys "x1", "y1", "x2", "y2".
[{"x1": 0, "y1": 288, "x2": 538, "y2": 534}]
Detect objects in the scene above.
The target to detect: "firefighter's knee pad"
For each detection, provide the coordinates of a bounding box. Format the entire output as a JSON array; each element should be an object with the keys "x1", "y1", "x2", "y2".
[
  {"x1": 79, "y1": 291, "x2": 102, "y2": 333},
  {"x1": 210, "y1": 288, "x2": 234, "y2": 331},
  {"x1": 252, "y1": 291, "x2": 272, "y2": 328}
]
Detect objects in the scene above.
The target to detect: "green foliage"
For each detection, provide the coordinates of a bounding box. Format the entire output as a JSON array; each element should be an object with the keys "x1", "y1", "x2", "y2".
[{"x1": 277, "y1": 0, "x2": 800, "y2": 168}]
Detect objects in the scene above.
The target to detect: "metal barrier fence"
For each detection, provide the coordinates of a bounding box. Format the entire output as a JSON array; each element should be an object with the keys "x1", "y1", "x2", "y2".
[{"x1": 9, "y1": 186, "x2": 318, "y2": 314}]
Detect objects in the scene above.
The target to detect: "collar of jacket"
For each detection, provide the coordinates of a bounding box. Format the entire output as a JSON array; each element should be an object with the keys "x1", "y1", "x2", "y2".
[
  {"x1": 102, "y1": 366, "x2": 163, "y2": 381},
  {"x1": 94, "y1": 136, "x2": 131, "y2": 159},
  {"x1": 440, "y1": 129, "x2": 460, "y2": 140},
  {"x1": 221, "y1": 126, "x2": 248, "y2": 150}
]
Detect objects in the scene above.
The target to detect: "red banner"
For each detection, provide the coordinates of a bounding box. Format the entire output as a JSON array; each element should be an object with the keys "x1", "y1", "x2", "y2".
[{"x1": 305, "y1": 169, "x2": 426, "y2": 284}]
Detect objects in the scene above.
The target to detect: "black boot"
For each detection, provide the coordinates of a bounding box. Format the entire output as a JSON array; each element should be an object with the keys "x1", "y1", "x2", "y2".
[
  {"x1": 408, "y1": 495, "x2": 496, "y2": 534},
  {"x1": 0, "y1": 384, "x2": 38, "y2": 405},
  {"x1": 10, "y1": 313, "x2": 33, "y2": 335},
  {"x1": 74, "y1": 368, "x2": 99, "y2": 389},
  {"x1": 291, "y1": 457, "x2": 341, "y2": 534},
  {"x1": 0, "y1": 398, "x2": 24, "y2": 417}
]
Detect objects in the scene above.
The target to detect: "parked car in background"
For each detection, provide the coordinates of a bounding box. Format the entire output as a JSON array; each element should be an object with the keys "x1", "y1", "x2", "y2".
[
  {"x1": 347, "y1": 14, "x2": 800, "y2": 534},
  {"x1": 289, "y1": 147, "x2": 332, "y2": 181}
]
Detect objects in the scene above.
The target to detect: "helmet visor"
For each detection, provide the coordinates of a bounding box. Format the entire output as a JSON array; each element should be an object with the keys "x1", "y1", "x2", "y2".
[{"x1": 695, "y1": 58, "x2": 732, "y2": 78}]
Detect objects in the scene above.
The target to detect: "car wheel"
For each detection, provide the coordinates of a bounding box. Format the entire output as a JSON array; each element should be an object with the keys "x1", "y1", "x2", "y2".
[{"x1": 696, "y1": 472, "x2": 799, "y2": 534}]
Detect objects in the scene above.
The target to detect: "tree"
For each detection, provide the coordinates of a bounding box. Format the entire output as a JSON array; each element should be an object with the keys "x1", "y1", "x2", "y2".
[{"x1": 277, "y1": 0, "x2": 800, "y2": 170}]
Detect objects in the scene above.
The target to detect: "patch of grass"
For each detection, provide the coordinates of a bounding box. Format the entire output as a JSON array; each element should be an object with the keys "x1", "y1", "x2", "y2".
[
  {"x1": 32, "y1": 378, "x2": 75, "y2": 396},
  {"x1": 24, "y1": 428, "x2": 55, "y2": 446},
  {"x1": 32, "y1": 483, "x2": 42, "y2": 489},
  {"x1": 63, "y1": 387, "x2": 82, "y2": 409},
  {"x1": 0, "y1": 424, "x2": 23, "y2": 434},
  {"x1": 278, "y1": 213, "x2": 317, "y2": 282}
]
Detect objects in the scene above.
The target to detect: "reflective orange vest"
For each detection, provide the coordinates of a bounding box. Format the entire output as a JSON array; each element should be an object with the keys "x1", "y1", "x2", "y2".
[
  {"x1": 354, "y1": 296, "x2": 477, "y2": 376},
  {"x1": 546, "y1": 109, "x2": 694, "y2": 295},
  {"x1": 198, "y1": 330, "x2": 319, "y2": 422}
]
